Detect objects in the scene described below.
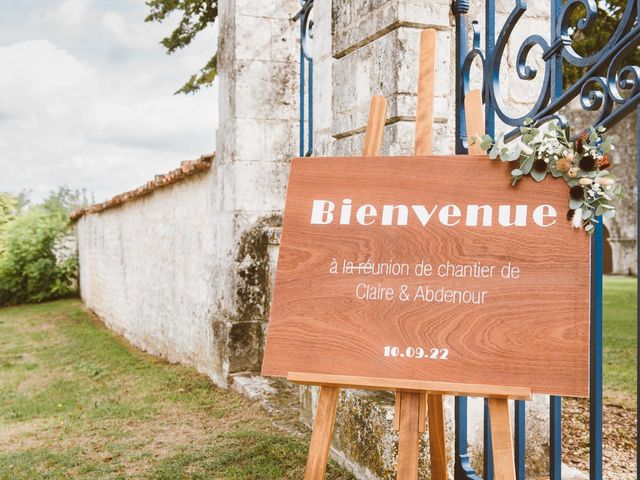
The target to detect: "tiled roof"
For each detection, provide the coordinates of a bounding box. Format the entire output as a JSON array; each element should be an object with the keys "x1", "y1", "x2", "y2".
[{"x1": 70, "y1": 153, "x2": 214, "y2": 221}]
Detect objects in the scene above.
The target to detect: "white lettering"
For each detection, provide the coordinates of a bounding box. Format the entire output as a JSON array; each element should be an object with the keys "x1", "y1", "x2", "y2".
[
  {"x1": 310, "y1": 200, "x2": 334, "y2": 224},
  {"x1": 532, "y1": 204, "x2": 557, "y2": 227},
  {"x1": 310, "y1": 199, "x2": 557, "y2": 228},
  {"x1": 340, "y1": 198, "x2": 352, "y2": 225},
  {"x1": 381, "y1": 205, "x2": 409, "y2": 225},
  {"x1": 438, "y1": 204, "x2": 461, "y2": 226},
  {"x1": 356, "y1": 204, "x2": 377, "y2": 225},
  {"x1": 465, "y1": 205, "x2": 492, "y2": 226},
  {"x1": 411, "y1": 205, "x2": 439, "y2": 226},
  {"x1": 498, "y1": 205, "x2": 527, "y2": 227}
]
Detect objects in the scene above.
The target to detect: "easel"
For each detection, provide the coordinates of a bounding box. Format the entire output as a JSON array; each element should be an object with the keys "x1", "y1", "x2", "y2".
[{"x1": 291, "y1": 29, "x2": 532, "y2": 480}]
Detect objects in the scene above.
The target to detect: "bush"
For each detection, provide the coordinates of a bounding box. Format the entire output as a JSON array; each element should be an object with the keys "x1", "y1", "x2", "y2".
[{"x1": 0, "y1": 188, "x2": 86, "y2": 306}]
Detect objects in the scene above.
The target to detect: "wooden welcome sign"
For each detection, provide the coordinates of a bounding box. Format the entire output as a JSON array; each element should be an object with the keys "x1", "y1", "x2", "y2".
[
  {"x1": 262, "y1": 155, "x2": 591, "y2": 397},
  {"x1": 262, "y1": 29, "x2": 591, "y2": 480}
]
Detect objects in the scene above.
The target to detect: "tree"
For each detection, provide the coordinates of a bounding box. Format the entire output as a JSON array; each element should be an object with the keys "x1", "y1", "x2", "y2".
[
  {"x1": 145, "y1": 0, "x2": 218, "y2": 94},
  {"x1": 0, "y1": 188, "x2": 88, "y2": 306}
]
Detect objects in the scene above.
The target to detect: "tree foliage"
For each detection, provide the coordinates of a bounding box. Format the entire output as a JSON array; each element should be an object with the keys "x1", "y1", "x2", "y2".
[
  {"x1": 0, "y1": 188, "x2": 87, "y2": 306},
  {"x1": 145, "y1": 0, "x2": 218, "y2": 94},
  {"x1": 565, "y1": 0, "x2": 640, "y2": 86}
]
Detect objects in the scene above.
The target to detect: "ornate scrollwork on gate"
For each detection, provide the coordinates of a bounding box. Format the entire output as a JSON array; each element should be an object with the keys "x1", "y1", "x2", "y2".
[{"x1": 460, "y1": 0, "x2": 640, "y2": 139}]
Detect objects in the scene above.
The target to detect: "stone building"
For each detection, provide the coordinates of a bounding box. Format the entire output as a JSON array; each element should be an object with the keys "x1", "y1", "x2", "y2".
[{"x1": 73, "y1": 1, "x2": 634, "y2": 478}]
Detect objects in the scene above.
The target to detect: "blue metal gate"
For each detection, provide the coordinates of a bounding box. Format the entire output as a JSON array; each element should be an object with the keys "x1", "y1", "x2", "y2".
[
  {"x1": 454, "y1": 1, "x2": 639, "y2": 478},
  {"x1": 294, "y1": 1, "x2": 639, "y2": 478}
]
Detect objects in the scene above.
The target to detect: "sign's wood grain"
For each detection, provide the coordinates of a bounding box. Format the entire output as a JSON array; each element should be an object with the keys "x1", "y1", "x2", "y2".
[{"x1": 262, "y1": 155, "x2": 591, "y2": 397}]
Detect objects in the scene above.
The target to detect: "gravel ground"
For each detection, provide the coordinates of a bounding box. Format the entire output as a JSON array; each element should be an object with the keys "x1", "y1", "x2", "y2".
[{"x1": 562, "y1": 398, "x2": 637, "y2": 479}]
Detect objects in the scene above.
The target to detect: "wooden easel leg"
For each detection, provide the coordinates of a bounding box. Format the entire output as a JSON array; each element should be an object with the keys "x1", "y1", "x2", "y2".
[
  {"x1": 396, "y1": 391, "x2": 422, "y2": 480},
  {"x1": 488, "y1": 398, "x2": 516, "y2": 480},
  {"x1": 304, "y1": 386, "x2": 340, "y2": 480},
  {"x1": 427, "y1": 394, "x2": 448, "y2": 479}
]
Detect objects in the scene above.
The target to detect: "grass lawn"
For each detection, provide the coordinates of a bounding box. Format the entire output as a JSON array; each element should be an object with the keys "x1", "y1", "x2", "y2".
[
  {"x1": 603, "y1": 275, "x2": 637, "y2": 403},
  {"x1": 0, "y1": 300, "x2": 354, "y2": 480}
]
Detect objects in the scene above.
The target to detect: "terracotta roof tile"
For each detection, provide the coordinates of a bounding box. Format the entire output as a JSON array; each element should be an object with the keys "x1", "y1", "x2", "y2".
[{"x1": 70, "y1": 153, "x2": 214, "y2": 221}]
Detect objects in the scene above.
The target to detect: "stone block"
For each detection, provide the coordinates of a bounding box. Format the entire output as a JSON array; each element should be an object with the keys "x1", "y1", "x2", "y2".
[
  {"x1": 233, "y1": 118, "x2": 267, "y2": 161},
  {"x1": 265, "y1": 119, "x2": 298, "y2": 162},
  {"x1": 232, "y1": 160, "x2": 290, "y2": 213},
  {"x1": 270, "y1": 16, "x2": 299, "y2": 64},
  {"x1": 235, "y1": 0, "x2": 300, "y2": 20},
  {"x1": 332, "y1": 0, "x2": 450, "y2": 58},
  {"x1": 235, "y1": 15, "x2": 273, "y2": 61},
  {"x1": 234, "y1": 59, "x2": 298, "y2": 121}
]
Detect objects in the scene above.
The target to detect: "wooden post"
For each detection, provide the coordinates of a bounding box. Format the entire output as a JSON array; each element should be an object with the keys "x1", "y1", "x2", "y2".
[
  {"x1": 427, "y1": 394, "x2": 448, "y2": 480},
  {"x1": 464, "y1": 89, "x2": 485, "y2": 155},
  {"x1": 414, "y1": 28, "x2": 436, "y2": 157},
  {"x1": 488, "y1": 398, "x2": 517, "y2": 480},
  {"x1": 396, "y1": 391, "x2": 422, "y2": 480},
  {"x1": 302, "y1": 94, "x2": 387, "y2": 480},
  {"x1": 363, "y1": 95, "x2": 387, "y2": 156},
  {"x1": 304, "y1": 386, "x2": 340, "y2": 480}
]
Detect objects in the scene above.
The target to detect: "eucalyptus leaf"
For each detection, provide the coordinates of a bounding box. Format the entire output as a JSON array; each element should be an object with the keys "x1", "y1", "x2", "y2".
[
  {"x1": 530, "y1": 168, "x2": 547, "y2": 182},
  {"x1": 521, "y1": 156, "x2": 534, "y2": 174},
  {"x1": 566, "y1": 178, "x2": 579, "y2": 187},
  {"x1": 582, "y1": 208, "x2": 592, "y2": 220},
  {"x1": 585, "y1": 224, "x2": 594, "y2": 234},
  {"x1": 511, "y1": 169, "x2": 523, "y2": 176},
  {"x1": 569, "y1": 198, "x2": 584, "y2": 209}
]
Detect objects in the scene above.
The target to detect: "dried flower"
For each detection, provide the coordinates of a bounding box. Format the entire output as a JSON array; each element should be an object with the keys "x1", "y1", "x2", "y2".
[
  {"x1": 579, "y1": 154, "x2": 596, "y2": 172},
  {"x1": 579, "y1": 177, "x2": 593, "y2": 186},
  {"x1": 572, "y1": 207, "x2": 584, "y2": 229},
  {"x1": 568, "y1": 167, "x2": 579, "y2": 178},
  {"x1": 556, "y1": 156, "x2": 573, "y2": 172},
  {"x1": 567, "y1": 209, "x2": 575, "y2": 221},
  {"x1": 595, "y1": 154, "x2": 611, "y2": 170},
  {"x1": 575, "y1": 131, "x2": 589, "y2": 154},
  {"x1": 570, "y1": 185, "x2": 584, "y2": 200},
  {"x1": 533, "y1": 159, "x2": 547, "y2": 173},
  {"x1": 595, "y1": 177, "x2": 615, "y2": 186}
]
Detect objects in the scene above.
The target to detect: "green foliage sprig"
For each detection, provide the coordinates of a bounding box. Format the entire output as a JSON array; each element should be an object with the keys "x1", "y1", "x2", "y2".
[
  {"x1": 146, "y1": 0, "x2": 218, "y2": 94},
  {"x1": 475, "y1": 120, "x2": 624, "y2": 234}
]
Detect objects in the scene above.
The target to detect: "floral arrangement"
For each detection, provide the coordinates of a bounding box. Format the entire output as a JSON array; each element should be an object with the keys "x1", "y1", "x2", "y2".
[{"x1": 475, "y1": 120, "x2": 624, "y2": 234}]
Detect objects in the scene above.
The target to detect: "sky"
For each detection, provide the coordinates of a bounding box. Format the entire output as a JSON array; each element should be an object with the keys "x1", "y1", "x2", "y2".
[{"x1": 0, "y1": 0, "x2": 218, "y2": 202}]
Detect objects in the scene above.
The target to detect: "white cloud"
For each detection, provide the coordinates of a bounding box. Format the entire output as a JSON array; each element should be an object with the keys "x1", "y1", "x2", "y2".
[
  {"x1": 101, "y1": 11, "x2": 164, "y2": 51},
  {"x1": 43, "y1": 0, "x2": 89, "y2": 29},
  {"x1": 0, "y1": 1, "x2": 218, "y2": 202}
]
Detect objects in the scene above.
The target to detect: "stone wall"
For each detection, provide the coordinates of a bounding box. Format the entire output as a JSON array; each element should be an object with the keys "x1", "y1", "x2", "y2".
[{"x1": 77, "y1": 171, "x2": 223, "y2": 381}]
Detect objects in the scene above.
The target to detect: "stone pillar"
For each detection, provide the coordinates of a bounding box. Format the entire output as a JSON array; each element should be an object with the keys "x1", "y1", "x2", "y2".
[{"x1": 213, "y1": 0, "x2": 300, "y2": 386}]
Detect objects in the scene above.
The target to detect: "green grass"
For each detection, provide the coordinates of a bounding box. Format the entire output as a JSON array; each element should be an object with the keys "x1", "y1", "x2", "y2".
[
  {"x1": 603, "y1": 275, "x2": 637, "y2": 400},
  {"x1": 0, "y1": 300, "x2": 354, "y2": 480}
]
